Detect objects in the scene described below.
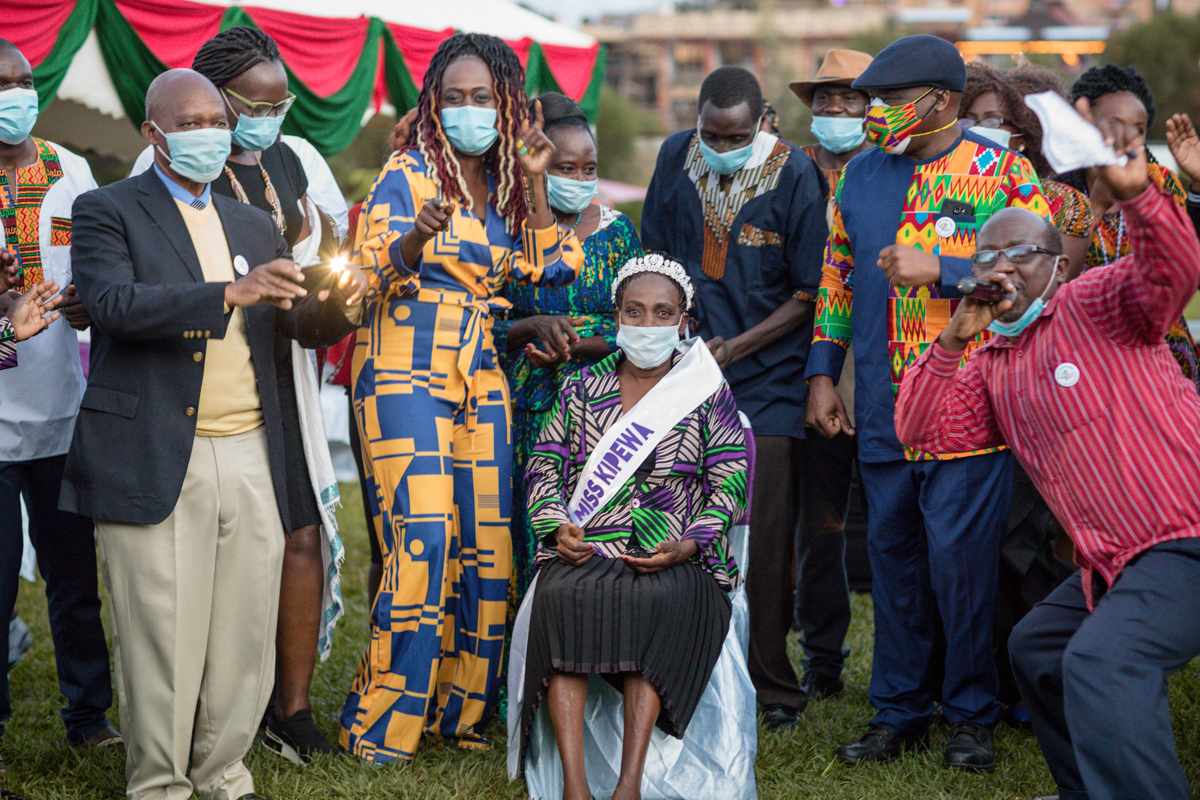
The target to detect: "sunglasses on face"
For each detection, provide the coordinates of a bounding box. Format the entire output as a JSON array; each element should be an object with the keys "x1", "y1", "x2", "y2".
[
  {"x1": 970, "y1": 245, "x2": 1059, "y2": 268},
  {"x1": 224, "y1": 88, "x2": 297, "y2": 118}
]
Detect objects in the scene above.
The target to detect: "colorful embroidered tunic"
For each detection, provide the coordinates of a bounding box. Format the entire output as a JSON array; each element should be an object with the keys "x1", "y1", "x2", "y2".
[
  {"x1": 0, "y1": 138, "x2": 94, "y2": 461},
  {"x1": 642, "y1": 130, "x2": 828, "y2": 436},
  {"x1": 342, "y1": 150, "x2": 582, "y2": 764},
  {"x1": 805, "y1": 131, "x2": 1051, "y2": 462},
  {"x1": 1082, "y1": 163, "x2": 1200, "y2": 391},
  {"x1": 495, "y1": 207, "x2": 643, "y2": 601},
  {"x1": 525, "y1": 350, "x2": 748, "y2": 591}
]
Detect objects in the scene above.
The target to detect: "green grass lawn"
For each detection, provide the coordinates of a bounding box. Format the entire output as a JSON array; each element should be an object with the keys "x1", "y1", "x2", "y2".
[{"x1": 6, "y1": 482, "x2": 1200, "y2": 799}]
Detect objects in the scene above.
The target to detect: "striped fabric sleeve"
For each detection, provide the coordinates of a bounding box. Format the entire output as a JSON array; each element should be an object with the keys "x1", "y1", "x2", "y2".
[
  {"x1": 1081, "y1": 183, "x2": 1200, "y2": 347},
  {"x1": 525, "y1": 374, "x2": 578, "y2": 543},
  {"x1": 681, "y1": 385, "x2": 748, "y2": 561},
  {"x1": 354, "y1": 156, "x2": 425, "y2": 297},
  {"x1": 806, "y1": 176, "x2": 854, "y2": 381},
  {"x1": 0, "y1": 318, "x2": 15, "y2": 371},
  {"x1": 894, "y1": 342, "x2": 1005, "y2": 455},
  {"x1": 505, "y1": 221, "x2": 585, "y2": 288}
]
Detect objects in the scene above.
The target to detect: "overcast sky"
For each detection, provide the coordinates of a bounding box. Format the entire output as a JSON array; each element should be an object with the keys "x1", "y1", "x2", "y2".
[{"x1": 520, "y1": 0, "x2": 657, "y2": 27}]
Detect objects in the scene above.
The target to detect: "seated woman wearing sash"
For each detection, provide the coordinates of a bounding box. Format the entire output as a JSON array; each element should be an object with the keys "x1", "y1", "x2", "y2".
[{"x1": 520, "y1": 254, "x2": 748, "y2": 800}]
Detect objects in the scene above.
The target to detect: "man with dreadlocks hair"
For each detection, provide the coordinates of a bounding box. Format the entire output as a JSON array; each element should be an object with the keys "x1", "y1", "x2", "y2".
[
  {"x1": 127, "y1": 26, "x2": 368, "y2": 765},
  {"x1": 342, "y1": 32, "x2": 583, "y2": 764},
  {"x1": 1058, "y1": 64, "x2": 1200, "y2": 395}
]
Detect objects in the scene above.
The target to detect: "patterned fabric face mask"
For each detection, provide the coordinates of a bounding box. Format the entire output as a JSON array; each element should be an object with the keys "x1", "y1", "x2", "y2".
[{"x1": 864, "y1": 88, "x2": 936, "y2": 155}]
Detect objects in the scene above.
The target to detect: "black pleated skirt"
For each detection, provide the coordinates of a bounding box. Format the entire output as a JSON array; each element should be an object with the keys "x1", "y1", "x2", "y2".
[{"x1": 520, "y1": 556, "x2": 731, "y2": 766}]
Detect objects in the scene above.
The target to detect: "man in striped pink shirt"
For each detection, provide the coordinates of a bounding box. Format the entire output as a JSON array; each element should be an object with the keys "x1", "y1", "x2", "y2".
[{"x1": 894, "y1": 113, "x2": 1200, "y2": 800}]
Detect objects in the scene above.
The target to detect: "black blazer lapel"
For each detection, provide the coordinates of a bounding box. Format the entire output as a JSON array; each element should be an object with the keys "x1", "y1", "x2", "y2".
[{"x1": 134, "y1": 168, "x2": 206, "y2": 283}]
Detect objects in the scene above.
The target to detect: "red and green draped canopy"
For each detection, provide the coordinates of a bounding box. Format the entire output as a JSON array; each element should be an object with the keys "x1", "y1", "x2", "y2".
[{"x1": 13, "y1": 0, "x2": 605, "y2": 155}]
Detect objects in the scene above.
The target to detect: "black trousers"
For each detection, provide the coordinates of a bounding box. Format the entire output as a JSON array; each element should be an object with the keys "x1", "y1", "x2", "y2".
[
  {"x1": 793, "y1": 433, "x2": 854, "y2": 680},
  {"x1": 748, "y1": 434, "x2": 854, "y2": 709},
  {"x1": 0, "y1": 455, "x2": 111, "y2": 742},
  {"x1": 1010, "y1": 537, "x2": 1200, "y2": 800}
]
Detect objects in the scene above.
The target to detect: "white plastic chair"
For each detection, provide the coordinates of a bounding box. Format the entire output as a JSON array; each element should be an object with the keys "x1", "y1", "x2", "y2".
[{"x1": 507, "y1": 413, "x2": 759, "y2": 800}]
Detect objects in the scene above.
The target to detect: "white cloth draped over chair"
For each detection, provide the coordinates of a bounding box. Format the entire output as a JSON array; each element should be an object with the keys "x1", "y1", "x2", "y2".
[{"x1": 507, "y1": 413, "x2": 759, "y2": 800}]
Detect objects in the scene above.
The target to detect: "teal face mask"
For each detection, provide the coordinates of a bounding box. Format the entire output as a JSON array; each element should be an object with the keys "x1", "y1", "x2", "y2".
[
  {"x1": 441, "y1": 106, "x2": 499, "y2": 156},
  {"x1": 0, "y1": 88, "x2": 39, "y2": 146},
  {"x1": 229, "y1": 110, "x2": 286, "y2": 152},
  {"x1": 546, "y1": 175, "x2": 598, "y2": 213},
  {"x1": 810, "y1": 115, "x2": 866, "y2": 154},
  {"x1": 697, "y1": 129, "x2": 758, "y2": 175},
  {"x1": 152, "y1": 122, "x2": 231, "y2": 184},
  {"x1": 987, "y1": 258, "x2": 1059, "y2": 338}
]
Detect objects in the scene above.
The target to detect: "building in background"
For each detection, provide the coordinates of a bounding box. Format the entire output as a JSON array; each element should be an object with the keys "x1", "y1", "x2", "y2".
[
  {"x1": 585, "y1": 0, "x2": 1166, "y2": 133},
  {"x1": 585, "y1": 3, "x2": 887, "y2": 132}
]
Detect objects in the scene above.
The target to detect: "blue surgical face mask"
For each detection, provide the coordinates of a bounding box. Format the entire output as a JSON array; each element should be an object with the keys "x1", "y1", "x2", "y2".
[
  {"x1": 970, "y1": 125, "x2": 1012, "y2": 150},
  {"x1": 697, "y1": 122, "x2": 759, "y2": 175},
  {"x1": 0, "y1": 88, "x2": 39, "y2": 146},
  {"x1": 810, "y1": 115, "x2": 866, "y2": 154},
  {"x1": 152, "y1": 122, "x2": 231, "y2": 184},
  {"x1": 987, "y1": 257, "x2": 1059, "y2": 338},
  {"x1": 546, "y1": 175, "x2": 598, "y2": 214},
  {"x1": 227, "y1": 94, "x2": 286, "y2": 151},
  {"x1": 441, "y1": 106, "x2": 499, "y2": 156},
  {"x1": 617, "y1": 322, "x2": 682, "y2": 369}
]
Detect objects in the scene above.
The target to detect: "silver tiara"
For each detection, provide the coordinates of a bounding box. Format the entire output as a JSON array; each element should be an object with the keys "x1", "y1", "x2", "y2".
[{"x1": 611, "y1": 253, "x2": 695, "y2": 308}]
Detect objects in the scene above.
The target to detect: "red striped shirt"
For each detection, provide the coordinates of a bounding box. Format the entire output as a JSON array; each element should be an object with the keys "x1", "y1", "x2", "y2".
[{"x1": 895, "y1": 184, "x2": 1200, "y2": 609}]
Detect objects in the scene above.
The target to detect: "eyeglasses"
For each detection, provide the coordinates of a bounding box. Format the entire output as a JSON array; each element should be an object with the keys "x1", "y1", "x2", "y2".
[
  {"x1": 971, "y1": 245, "x2": 1059, "y2": 268},
  {"x1": 223, "y1": 88, "x2": 296, "y2": 118},
  {"x1": 960, "y1": 117, "x2": 1010, "y2": 130}
]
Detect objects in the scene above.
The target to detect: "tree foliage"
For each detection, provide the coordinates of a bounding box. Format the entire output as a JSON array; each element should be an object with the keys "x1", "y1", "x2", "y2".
[{"x1": 1106, "y1": 11, "x2": 1200, "y2": 138}]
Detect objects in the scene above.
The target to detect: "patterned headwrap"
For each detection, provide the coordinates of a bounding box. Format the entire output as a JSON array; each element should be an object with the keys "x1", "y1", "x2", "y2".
[{"x1": 611, "y1": 252, "x2": 696, "y2": 309}]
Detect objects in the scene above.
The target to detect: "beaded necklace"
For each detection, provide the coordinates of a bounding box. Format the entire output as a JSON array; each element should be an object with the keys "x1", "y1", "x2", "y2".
[{"x1": 223, "y1": 153, "x2": 286, "y2": 234}]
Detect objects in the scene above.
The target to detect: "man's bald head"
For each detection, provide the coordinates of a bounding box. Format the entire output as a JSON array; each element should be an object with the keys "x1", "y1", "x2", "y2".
[
  {"x1": 144, "y1": 69, "x2": 223, "y2": 123},
  {"x1": 141, "y1": 68, "x2": 230, "y2": 189},
  {"x1": 976, "y1": 207, "x2": 1067, "y2": 325},
  {"x1": 981, "y1": 207, "x2": 1063, "y2": 256}
]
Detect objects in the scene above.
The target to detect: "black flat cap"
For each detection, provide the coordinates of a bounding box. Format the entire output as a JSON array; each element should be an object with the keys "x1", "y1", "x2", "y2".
[{"x1": 851, "y1": 34, "x2": 966, "y2": 93}]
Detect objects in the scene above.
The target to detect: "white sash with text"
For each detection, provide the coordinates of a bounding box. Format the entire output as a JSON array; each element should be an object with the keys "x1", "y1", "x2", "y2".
[{"x1": 568, "y1": 338, "x2": 725, "y2": 527}]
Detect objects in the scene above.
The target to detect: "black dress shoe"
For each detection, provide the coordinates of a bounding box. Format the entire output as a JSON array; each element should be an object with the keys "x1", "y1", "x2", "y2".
[
  {"x1": 836, "y1": 724, "x2": 928, "y2": 764},
  {"x1": 761, "y1": 703, "x2": 801, "y2": 730},
  {"x1": 800, "y1": 671, "x2": 844, "y2": 700},
  {"x1": 943, "y1": 721, "x2": 995, "y2": 772}
]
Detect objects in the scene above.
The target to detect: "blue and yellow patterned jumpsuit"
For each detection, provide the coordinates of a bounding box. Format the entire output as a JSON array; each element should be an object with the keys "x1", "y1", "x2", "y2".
[{"x1": 342, "y1": 151, "x2": 583, "y2": 763}]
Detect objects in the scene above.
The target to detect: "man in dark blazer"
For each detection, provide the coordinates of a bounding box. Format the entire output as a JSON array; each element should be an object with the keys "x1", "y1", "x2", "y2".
[{"x1": 61, "y1": 69, "x2": 359, "y2": 800}]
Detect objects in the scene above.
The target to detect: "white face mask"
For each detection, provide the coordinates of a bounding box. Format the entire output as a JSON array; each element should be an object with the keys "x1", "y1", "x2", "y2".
[{"x1": 616, "y1": 323, "x2": 682, "y2": 369}]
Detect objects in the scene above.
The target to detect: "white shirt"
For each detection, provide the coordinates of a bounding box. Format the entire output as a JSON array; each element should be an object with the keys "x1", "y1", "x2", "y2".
[{"x1": 0, "y1": 140, "x2": 95, "y2": 461}]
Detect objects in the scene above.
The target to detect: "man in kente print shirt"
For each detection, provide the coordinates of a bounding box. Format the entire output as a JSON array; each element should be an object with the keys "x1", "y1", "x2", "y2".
[{"x1": 803, "y1": 34, "x2": 1050, "y2": 772}]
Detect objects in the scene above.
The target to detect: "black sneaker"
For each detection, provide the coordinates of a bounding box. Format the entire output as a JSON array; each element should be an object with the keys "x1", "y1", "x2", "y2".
[
  {"x1": 944, "y1": 721, "x2": 995, "y2": 773},
  {"x1": 836, "y1": 724, "x2": 928, "y2": 765},
  {"x1": 263, "y1": 709, "x2": 341, "y2": 765},
  {"x1": 800, "y1": 671, "x2": 844, "y2": 700}
]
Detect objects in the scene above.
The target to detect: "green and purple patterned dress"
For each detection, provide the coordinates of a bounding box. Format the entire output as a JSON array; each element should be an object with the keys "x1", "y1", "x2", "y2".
[{"x1": 497, "y1": 206, "x2": 643, "y2": 612}]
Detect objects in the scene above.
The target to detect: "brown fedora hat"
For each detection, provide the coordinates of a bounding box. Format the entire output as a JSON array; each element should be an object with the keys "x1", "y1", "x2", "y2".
[{"x1": 789, "y1": 49, "x2": 875, "y2": 107}]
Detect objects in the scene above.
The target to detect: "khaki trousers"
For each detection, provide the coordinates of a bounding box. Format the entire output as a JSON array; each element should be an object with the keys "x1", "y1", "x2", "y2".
[{"x1": 97, "y1": 428, "x2": 284, "y2": 800}]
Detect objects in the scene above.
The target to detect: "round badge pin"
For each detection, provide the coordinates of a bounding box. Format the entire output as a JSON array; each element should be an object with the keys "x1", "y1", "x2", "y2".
[
  {"x1": 1054, "y1": 362, "x2": 1080, "y2": 387},
  {"x1": 233, "y1": 255, "x2": 249, "y2": 276},
  {"x1": 934, "y1": 216, "x2": 956, "y2": 238}
]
